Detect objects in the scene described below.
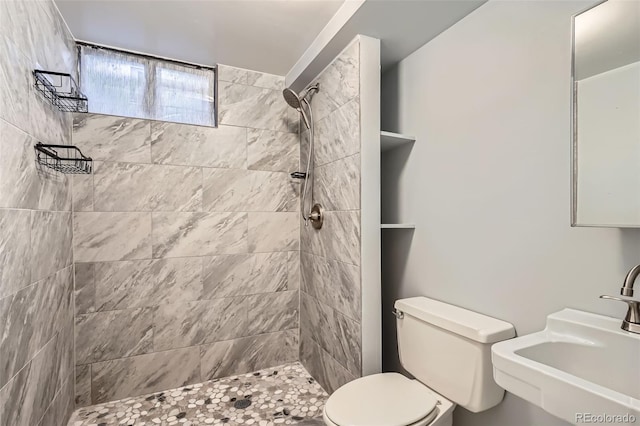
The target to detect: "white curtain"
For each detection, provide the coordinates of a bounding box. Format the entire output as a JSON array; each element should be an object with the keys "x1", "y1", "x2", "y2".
[{"x1": 79, "y1": 45, "x2": 216, "y2": 127}]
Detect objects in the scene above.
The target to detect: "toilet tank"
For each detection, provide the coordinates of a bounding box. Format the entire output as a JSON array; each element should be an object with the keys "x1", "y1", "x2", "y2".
[{"x1": 395, "y1": 297, "x2": 515, "y2": 413}]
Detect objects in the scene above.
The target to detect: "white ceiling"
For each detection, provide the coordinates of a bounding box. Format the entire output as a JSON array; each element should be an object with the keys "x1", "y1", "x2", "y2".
[
  {"x1": 55, "y1": 0, "x2": 345, "y2": 75},
  {"x1": 574, "y1": 0, "x2": 640, "y2": 80}
]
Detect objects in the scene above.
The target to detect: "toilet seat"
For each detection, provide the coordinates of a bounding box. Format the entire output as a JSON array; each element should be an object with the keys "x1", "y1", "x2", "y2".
[{"x1": 323, "y1": 373, "x2": 440, "y2": 426}]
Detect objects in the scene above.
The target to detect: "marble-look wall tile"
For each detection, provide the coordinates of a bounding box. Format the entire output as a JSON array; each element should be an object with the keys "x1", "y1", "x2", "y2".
[
  {"x1": 0, "y1": 329, "x2": 71, "y2": 426},
  {"x1": 0, "y1": 209, "x2": 31, "y2": 299},
  {"x1": 31, "y1": 210, "x2": 72, "y2": 283},
  {"x1": 39, "y1": 375, "x2": 74, "y2": 426},
  {"x1": 0, "y1": 35, "x2": 32, "y2": 133},
  {"x1": 92, "y1": 258, "x2": 202, "y2": 311},
  {"x1": 203, "y1": 252, "x2": 287, "y2": 299},
  {"x1": 247, "y1": 129, "x2": 299, "y2": 172},
  {"x1": 248, "y1": 212, "x2": 299, "y2": 252},
  {"x1": 75, "y1": 364, "x2": 91, "y2": 407},
  {"x1": 218, "y1": 81, "x2": 292, "y2": 133},
  {"x1": 200, "y1": 330, "x2": 298, "y2": 381},
  {"x1": 0, "y1": 120, "x2": 71, "y2": 212},
  {"x1": 311, "y1": 40, "x2": 360, "y2": 123},
  {"x1": 152, "y1": 212, "x2": 247, "y2": 258},
  {"x1": 91, "y1": 347, "x2": 200, "y2": 403},
  {"x1": 72, "y1": 175, "x2": 93, "y2": 212},
  {"x1": 150, "y1": 122, "x2": 247, "y2": 168},
  {"x1": 247, "y1": 291, "x2": 299, "y2": 335},
  {"x1": 300, "y1": 293, "x2": 361, "y2": 377},
  {"x1": 73, "y1": 114, "x2": 151, "y2": 163},
  {"x1": 73, "y1": 212, "x2": 152, "y2": 262},
  {"x1": 218, "y1": 65, "x2": 285, "y2": 90},
  {"x1": 74, "y1": 263, "x2": 95, "y2": 315},
  {"x1": 246, "y1": 70, "x2": 285, "y2": 90},
  {"x1": 203, "y1": 168, "x2": 297, "y2": 212},
  {"x1": 314, "y1": 154, "x2": 360, "y2": 211},
  {"x1": 94, "y1": 162, "x2": 202, "y2": 212},
  {"x1": 75, "y1": 308, "x2": 154, "y2": 364},
  {"x1": 302, "y1": 211, "x2": 360, "y2": 266},
  {"x1": 287, "y1": 251, "x2": 300, "y2": 291},
  {"x1": 153, "y1": 297, "x2": 247, "y2": 351},
  {"x1": 217, "y1": 64, "x2": 250, "y2": 84},
  {"x1": 300, "y1": 327, "x2": 356, "y2": 394},
  {"x1": 0, "y1": 266, "x2": 72, "y2": 389},
  {"x1": 314, "y1": 98, "x2": 360, "y2": 167},
  {"x1": 301, "y1": 253, "x2": 361, "y2": 322}
]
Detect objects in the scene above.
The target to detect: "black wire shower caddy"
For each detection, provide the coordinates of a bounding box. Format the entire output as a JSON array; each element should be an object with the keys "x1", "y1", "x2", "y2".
[
  {"x1": 34, "y1": 143, "x2": 93, "y2": 174},
  {"x1": 33, "y1": 70, "x2": 88, "y2": 113}
]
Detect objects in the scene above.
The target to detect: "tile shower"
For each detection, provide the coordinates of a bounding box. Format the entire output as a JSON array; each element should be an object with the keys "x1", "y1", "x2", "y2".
[{"x1": 0, "y1": 1, "x2": 368, "y2": 425}]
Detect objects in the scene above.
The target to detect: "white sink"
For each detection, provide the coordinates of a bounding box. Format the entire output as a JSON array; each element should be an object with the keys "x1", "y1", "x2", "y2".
[{"x1": 492, "y1": 309, "x2": 640, "y2": 424}]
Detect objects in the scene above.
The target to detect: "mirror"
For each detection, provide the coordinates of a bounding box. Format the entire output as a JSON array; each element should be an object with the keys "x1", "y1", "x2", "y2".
[{"x1": 572, "y1": 0, "x2": 640, "y2": 227}]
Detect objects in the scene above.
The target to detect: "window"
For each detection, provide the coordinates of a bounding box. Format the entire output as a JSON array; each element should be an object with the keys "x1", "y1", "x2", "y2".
[{"x1": 79, "y1": 44, "x2": 216, "y2": 127}]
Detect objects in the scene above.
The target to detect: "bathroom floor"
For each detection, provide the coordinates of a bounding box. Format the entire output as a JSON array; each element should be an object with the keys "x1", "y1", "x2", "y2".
[{"x1": 68, "y1": 363, "x2": 327, "y2": 426}]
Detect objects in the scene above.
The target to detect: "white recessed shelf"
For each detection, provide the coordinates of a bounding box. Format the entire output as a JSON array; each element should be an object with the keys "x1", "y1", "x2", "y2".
[
  {"x1": 380, "y1": 131, "x2": 415, "y2": 152},
  {"x1": 381, "y1": 224, "x2": 416, "y2": 229}
]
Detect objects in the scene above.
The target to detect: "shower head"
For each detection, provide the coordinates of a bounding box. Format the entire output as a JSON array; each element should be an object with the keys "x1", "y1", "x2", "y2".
[
  {"x1": 283, "y1": 88, "x2": 302, "y2": 109},
  {"x1": 282, "y1": 86, "x2": 315, "y2": 130}
]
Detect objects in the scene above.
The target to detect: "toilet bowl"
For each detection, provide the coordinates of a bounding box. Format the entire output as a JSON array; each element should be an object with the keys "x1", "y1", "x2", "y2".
[
  {"x1": 321, "y1": 297, "x2": 515, "y2": 426},
  {"x1": 322, "y1": 373, "x2": 454, "y2": 426}
]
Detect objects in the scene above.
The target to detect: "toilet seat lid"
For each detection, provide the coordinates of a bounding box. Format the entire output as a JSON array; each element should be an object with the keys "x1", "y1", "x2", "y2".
[{"x1": 324, "y1": 373, "x2": 438, "y2": 426}]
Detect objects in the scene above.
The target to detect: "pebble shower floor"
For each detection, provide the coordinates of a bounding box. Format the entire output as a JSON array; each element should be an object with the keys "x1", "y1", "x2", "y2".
[{"x1": 68, "y1": 363, "x2": 328, "y2": 426}]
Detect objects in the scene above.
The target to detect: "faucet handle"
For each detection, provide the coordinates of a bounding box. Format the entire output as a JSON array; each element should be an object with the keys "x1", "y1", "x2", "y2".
[{"x1": 599, "y1": 295, "x2": 640, "y2": 333}]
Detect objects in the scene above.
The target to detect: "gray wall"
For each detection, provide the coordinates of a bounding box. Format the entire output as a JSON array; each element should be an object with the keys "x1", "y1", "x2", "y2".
[
  {"x1": 0, "y1": 0, "x2": 77, "y2": 425},
  {"x1": 300, "y1": 39, "x2": 363, "y2": 393},
  {"x1": 71, "y1": 65, "x2": 301, "y2": 405},
  {"x1": 381, "y1": 1, "x2": 640, "y2": 426}
]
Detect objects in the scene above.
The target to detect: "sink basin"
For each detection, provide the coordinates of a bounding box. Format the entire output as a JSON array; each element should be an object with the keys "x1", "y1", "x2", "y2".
[{"x1": 492, "y1": 309, "x2": 640, "y2": 424}]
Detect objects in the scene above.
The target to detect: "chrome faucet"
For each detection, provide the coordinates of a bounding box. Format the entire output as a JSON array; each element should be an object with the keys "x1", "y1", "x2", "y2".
[{"x1": 600, "y1": 264, "x2": 640, "y2": 334}]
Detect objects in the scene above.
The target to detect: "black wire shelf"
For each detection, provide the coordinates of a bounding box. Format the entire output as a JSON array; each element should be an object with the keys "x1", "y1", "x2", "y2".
[
  {"x1": 33, "y1": 70, "x2": 88, "y2": 113},
  {"x1": 34, "y1": 143, "x2": 93, "y2": 174}
]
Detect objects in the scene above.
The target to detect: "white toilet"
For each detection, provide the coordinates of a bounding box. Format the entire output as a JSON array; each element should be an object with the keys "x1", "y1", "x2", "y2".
[{"x1": 323, "y1": 297, "x2": 516, "y2": 426}]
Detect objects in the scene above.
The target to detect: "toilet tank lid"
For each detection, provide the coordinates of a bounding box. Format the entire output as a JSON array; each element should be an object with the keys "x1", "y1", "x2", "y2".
[{"x1": 395, "y1": 297, "x2": 515, "y2": 343}]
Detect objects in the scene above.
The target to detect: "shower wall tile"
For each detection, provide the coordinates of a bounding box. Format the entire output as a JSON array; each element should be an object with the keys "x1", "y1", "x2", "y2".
[
  {"x1": 73, "y1": 114, "x2": 152, "y2": 163},
  {"x1": 0, "y1": 266, "x2": 72, "y2": 390},
  {"x1": 93, "y1": 258, "x2": 203, "y2": 311},
  {"x1": 1, "y1": 2, "x2": 76, "y2": 423},
  {"x1": 314, "y1": 154, "x2": 360, "y2": 211},
  {"x1": 75, "y1": 308, "x2": 155, "y2": 364},
  {"x1": 248, "y1": 212, "x2": 299, "y2": 252},
  {"x1": 203, "y1": 168, "x2": 297, "y2": 212},
  {"x1": 0, "y1": 120, "x2": 72, "y2": 212},
  {"x1": 314, "y1": 98, "x2": 361, "y2": 167},
  {"x1": 150, "y1": 122, "x2": 247, "y2": 168},
  {"x1": 311, "y1": 40, "x2": 360, "y2": 123},
  {"x1": 246, "y1": 70, "x2": 285, "y2": 90},
  {"x1": 302, "y1": 211, "x2": 360, "y2": 266},
  {"x1": 247, "y1": 129, "x2": 299, "y2": 172},
  {"x1": 246, "y1": 290, "x2": 299, "y2": 335},
  {"x1": 72, "y1": 175, "x2": 94, "y2": 212},
  {"x1": 0, "y1": 209, "x2": 31, "y2": 299},
  {"x1": 202, "y1": 252, "x2": 288, "y2": 299},
  {"x1": 301, "y1": 253, "x2": 361, "y2": 322},
  {"x1": 31, "y1": 210, "x2": 72, "y2": 282},
  {"x1": 75, "y1": 364, "x2": 92, "y2": 407},
  {"x1": 300, "y1": 293, "x2": 361, "y2": 377},
  {"x1": 218, "y1": 81, "x2": 292, "y2": 133},
  {"x1": 74, "y1": 263, "x2": 96, "y2": 315},
  {"x1": 287, "y1": 251, "x2": 301, "y2": 291},
  {"x1": 73, "y1": 212, "x2": 152, "y2": 262},
  {"x1": 39, "y1": 375, "x2": 75, "y2": 426},
  {"x1": 91, "y1": 347, "x2": 201, "y2": 403},
  {"x1": 152, "y1": 212, "x2": 248, "y2": 258},
  {"x1": 217, "y1": 64, "x2": 251, "y2": 84},
  {"x1": 94, "y1": 162, "x2": 202, "y2": 212},
  {"x1": 200, "y1": 330, "x2": 298, "y2": 381},
  {"x1": 300, "y1": 327, "x2": 356, "y2": 394},
  {"x1": 153, "y1": 297, "x2": 248, "y2": 351}
]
